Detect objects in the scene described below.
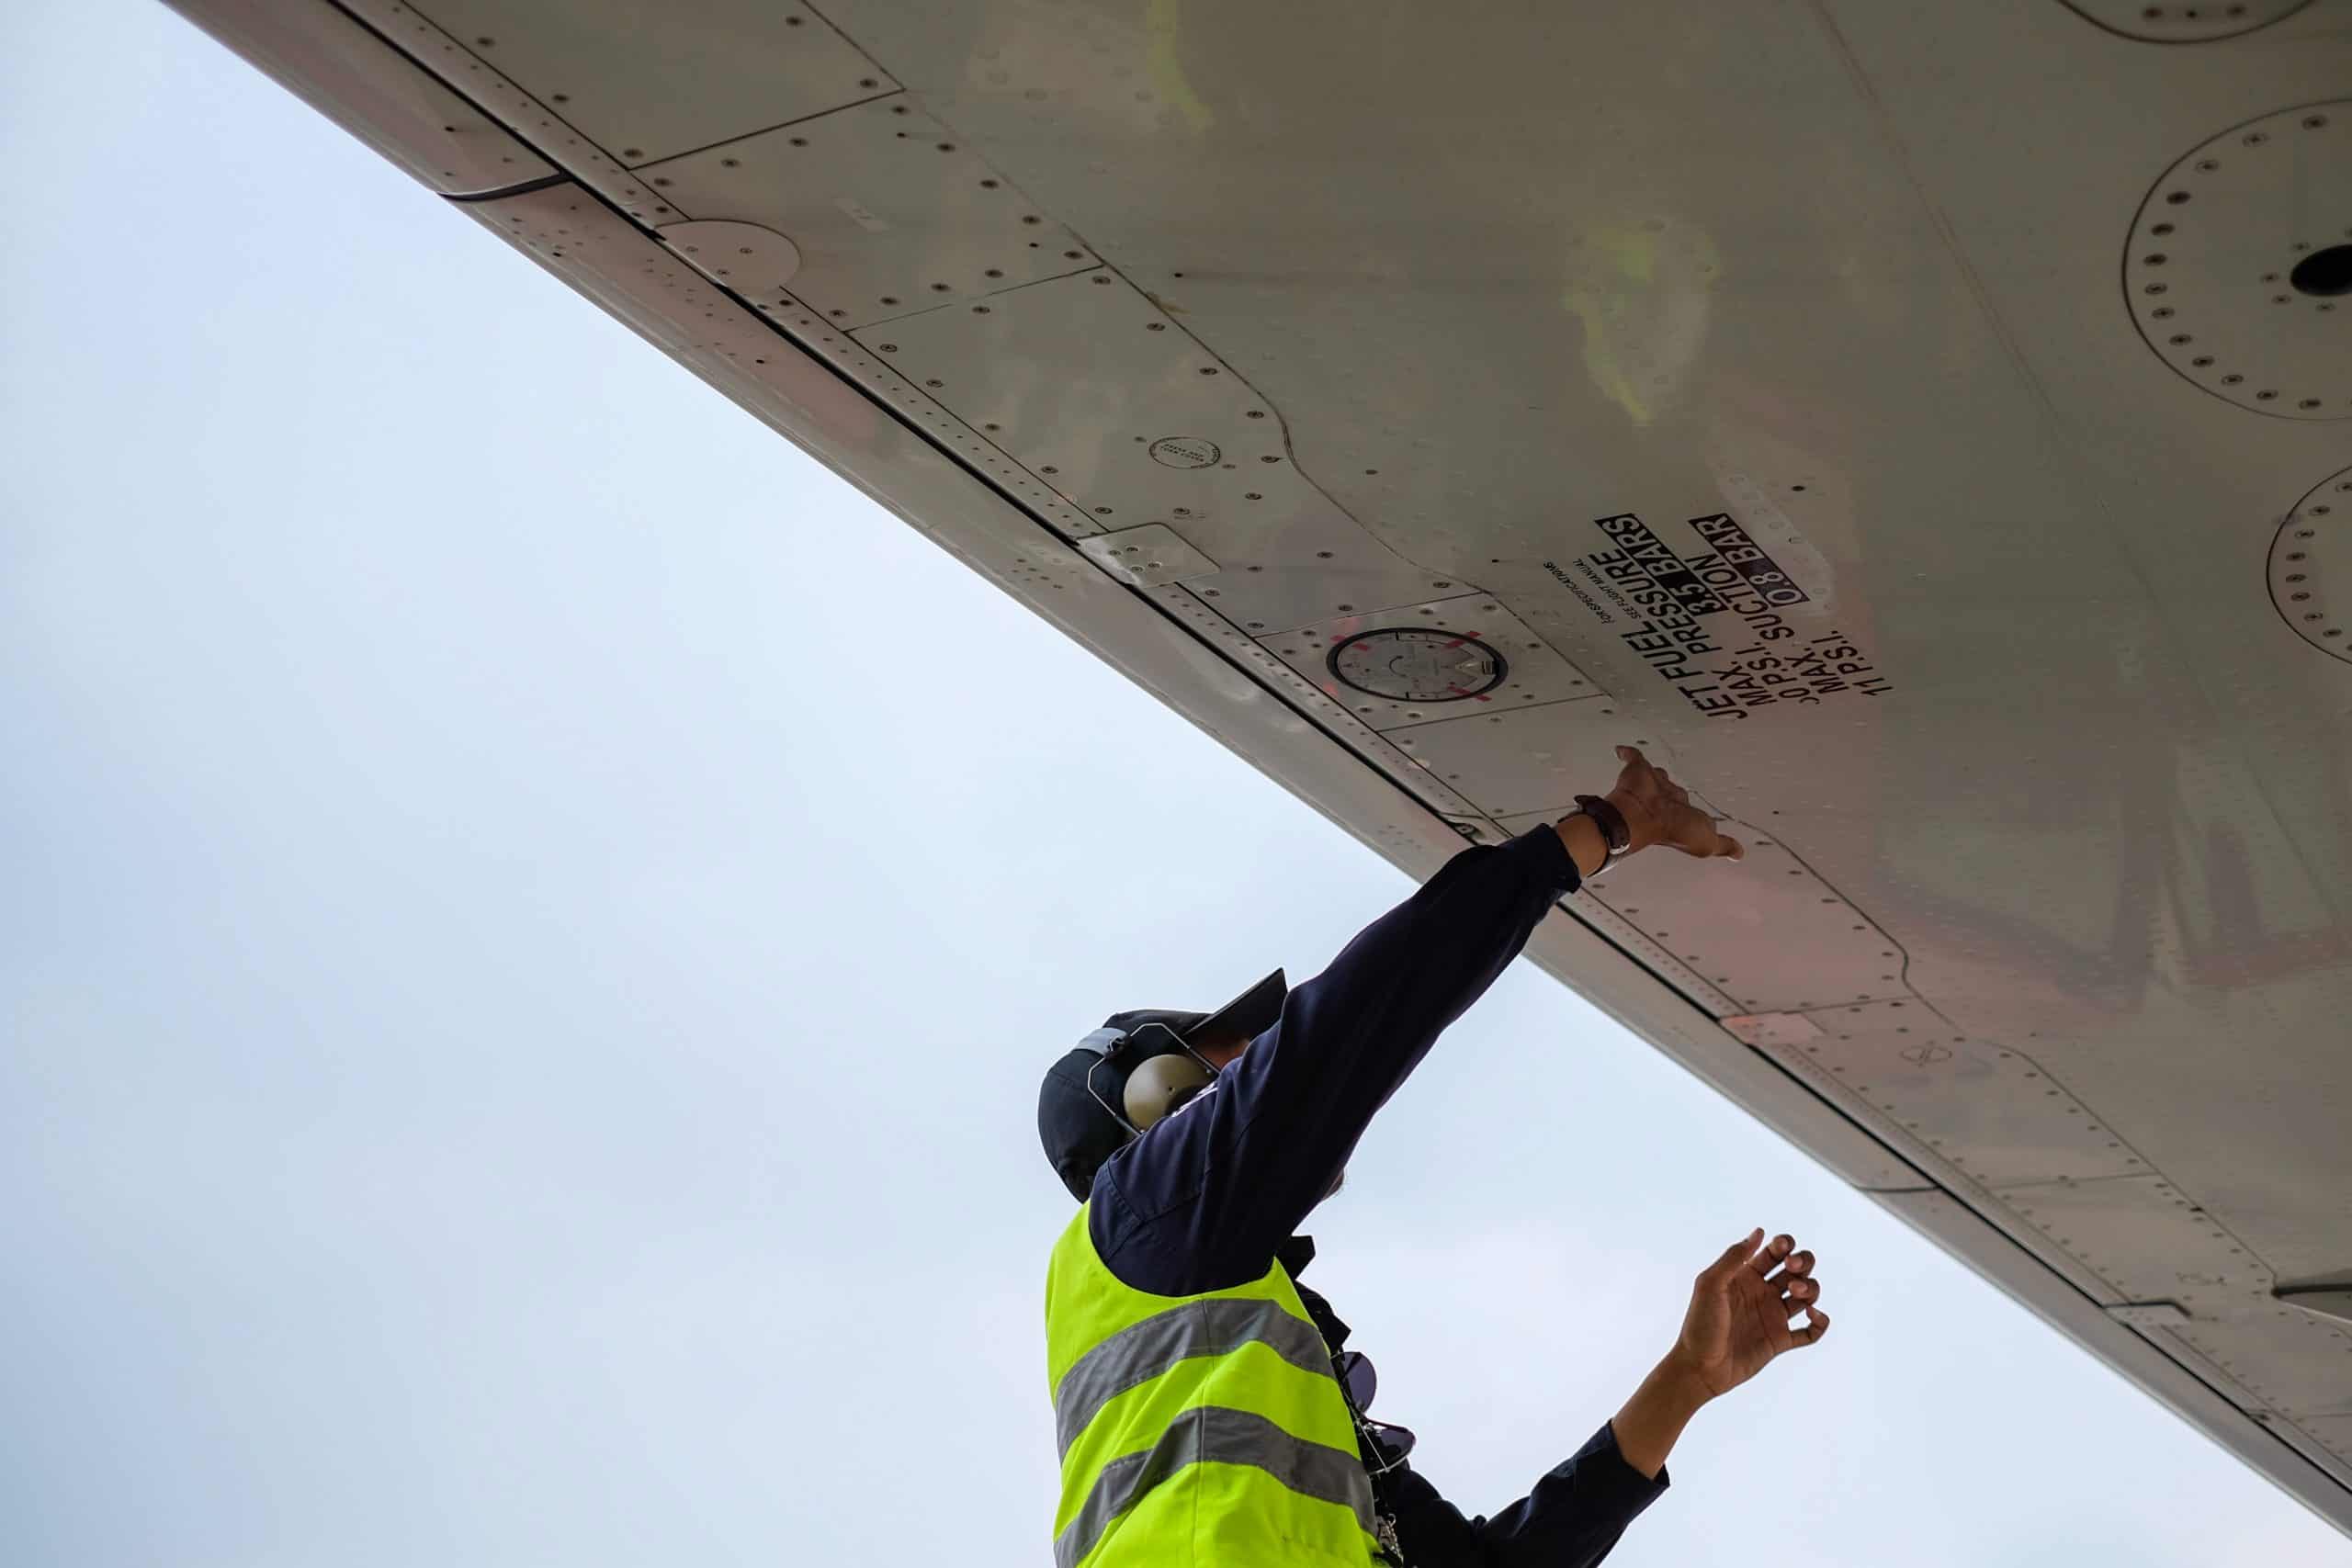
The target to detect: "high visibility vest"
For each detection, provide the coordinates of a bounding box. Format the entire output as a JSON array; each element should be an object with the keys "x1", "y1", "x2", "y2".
[{"x1": 1045, "y1": 1202, "x2": 1382, "y2": 1568}]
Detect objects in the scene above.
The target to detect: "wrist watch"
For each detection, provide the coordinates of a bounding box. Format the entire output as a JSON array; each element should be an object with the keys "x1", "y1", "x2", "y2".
[{"x1": 1573, "y1": 794, "x2": 1632, "y2": 872}]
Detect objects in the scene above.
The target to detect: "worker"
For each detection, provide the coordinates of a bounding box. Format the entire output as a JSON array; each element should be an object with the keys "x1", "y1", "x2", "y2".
[{"x1": 1035, "y1": 745, "x2": 1829, "y2": 1566}]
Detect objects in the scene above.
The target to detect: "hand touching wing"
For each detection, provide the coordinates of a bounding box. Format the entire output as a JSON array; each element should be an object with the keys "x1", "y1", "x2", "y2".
[{"x1": 1606, "y1": 745, "x2": 1744, "y2": 860}]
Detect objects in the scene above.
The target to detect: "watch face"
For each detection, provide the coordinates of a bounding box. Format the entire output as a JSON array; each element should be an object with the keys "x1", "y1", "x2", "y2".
[{"x1": 1327, "y1": 627, "x2": 1509, "y2": 702}]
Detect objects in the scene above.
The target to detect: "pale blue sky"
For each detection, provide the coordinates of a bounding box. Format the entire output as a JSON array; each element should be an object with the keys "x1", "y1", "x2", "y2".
[{"x1": 2, "y1": 4, "x2": 2345, "y2": 1564}]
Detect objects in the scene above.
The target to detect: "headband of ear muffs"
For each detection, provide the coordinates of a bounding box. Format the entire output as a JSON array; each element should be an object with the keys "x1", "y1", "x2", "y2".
[{"x1": 1073, "y1": 1016, "x2": 1213, "y2": 1137}]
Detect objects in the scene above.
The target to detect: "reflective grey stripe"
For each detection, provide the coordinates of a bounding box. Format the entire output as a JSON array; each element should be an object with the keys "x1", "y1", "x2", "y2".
[
  {"x1": 1053, "y1": 1298, "x2": 1334, "y2": 1458},
  {"x1": 1053, "y1": 1404, "x2": 1376, "y2": 1568}
]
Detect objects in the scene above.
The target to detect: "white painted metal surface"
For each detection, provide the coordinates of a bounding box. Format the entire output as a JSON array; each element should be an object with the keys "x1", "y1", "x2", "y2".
[
  {"x1": 2125, "y1": 101, "x2": 2351, "y2": 418},
  {"x1": 407, "y1": 0, "x2": 893, "y2": 165},
  {"x1": 2062, "y1": 0, "x2": 2315, "y2": 42},
  {"x1": 640, "y1": 100, "x2": 1099, "y2": 329},
  {"x1": 656, "y1": 220, "x2": 801, "y2": 298},
  {"x1": 1750, "y1": 998, "x2": 2153, "y2": 1190},
  {"x1": 866, "y1": 267, "x2": 1447, "y2": 630},
  {"x1": 1080, "y1": 523, "x2": 1217, "y2": 588},
  {"x1": 2267, "y1": 465, "x2": 2352, "y2": 661},
  {"x1": 159, "y1": 0, "x2": 2352, "y2": 1534},
  {"x1": 338, "y1": 0, "x2": 687, "y2": 223},
  {"x1": 2286, "y1": 1289, "x2": 2352, "y2": 1330}
]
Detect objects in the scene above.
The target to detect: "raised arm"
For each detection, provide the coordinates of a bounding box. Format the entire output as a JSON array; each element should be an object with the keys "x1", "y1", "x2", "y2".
[
  {"x1": 1093, "y1": 747, "x2": 1739, "y2": 1294},
  {"x1": 1386, "y1": 1230, "x2": 1831, "y2": 1568}
]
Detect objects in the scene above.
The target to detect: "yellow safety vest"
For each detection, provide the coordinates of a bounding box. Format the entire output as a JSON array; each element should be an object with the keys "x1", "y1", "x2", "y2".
[{"x1": 1044, "y1": 1202, "x2": 1383, "y2": 1567}]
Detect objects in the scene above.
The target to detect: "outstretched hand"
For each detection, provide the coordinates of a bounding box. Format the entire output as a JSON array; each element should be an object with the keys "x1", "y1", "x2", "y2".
[
  {"x1": 1609, "y1": 1228, "x2": 1832, "y2": 1479},
  {"x1": 1607, "y1": 745, "x2": 1744, "y2": 860},
  {"x1": 1671, "y1": 1229, "x2": 1829, "y2": 1399}
]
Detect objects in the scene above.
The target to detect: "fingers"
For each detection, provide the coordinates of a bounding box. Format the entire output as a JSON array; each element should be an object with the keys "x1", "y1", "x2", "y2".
[
  {"x1": 1666, "y1": 818, "x2": 1732, "y2": 857},
  {"x1": 1777, "y1": 1273, "x2": 1822, "y2": 1312},
  {"x1": 1613, "y1": 744, "x2": 1652, "y2": 794},
  {"x1": 1611, "y1": 742, "x2": 1746, "y2": 863},
  {"x1": 1669, "y1": 833, "x2": 1742, "y2": 861},
  {"x1": 1747, "y1": 1233, "x2": 1795, "y2": 1276},
  {"x1": 1663, "y1": 805, "x2": 1745, "y2": 861},
  {"x1": 1770, "y1": 1246, "x2": 1823, "y2": 1324},
  {"x1": 1670, "y1": 826, "x2": 1744, "y2": 859},
  {"x1": 1704, "y1": 1227, "x2": 1766, "y2": 1280},
  {"x1": 1790, "y1": 1306, "x2": 1831, "y2": 1348}
]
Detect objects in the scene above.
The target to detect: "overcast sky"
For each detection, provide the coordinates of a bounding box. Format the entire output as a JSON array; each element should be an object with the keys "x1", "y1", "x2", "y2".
[{"x1": 2, "y1": 4, "x2": 2346, "y2": 1565}]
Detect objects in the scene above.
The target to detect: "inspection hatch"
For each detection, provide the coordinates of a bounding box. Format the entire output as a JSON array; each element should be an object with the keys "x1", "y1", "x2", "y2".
[
  {"x1": 2058, "y1": 0, "x2": 2312, "y2": 42},
  {"x1": 1148, "y1": 436, "x2": 1220, "y2": 469},
  {"x1": 2266, "y1": 466, "x2": 2352, "y2": 660},
  {"x1": 2126, "y1": 102, "x2": 2352, "y2": 418},
  {"x1": 1258, "y1": 596, "x2": 1594, "y2": 730},
  {"x1": 1327, "y1": 627, "x2": 1508, "y2": 702}
]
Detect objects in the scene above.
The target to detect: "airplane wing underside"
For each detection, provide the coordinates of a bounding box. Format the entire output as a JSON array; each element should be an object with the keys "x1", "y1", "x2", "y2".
[{"x1": 167, "y1": 0, "x2": 2352, "y2": 1530}]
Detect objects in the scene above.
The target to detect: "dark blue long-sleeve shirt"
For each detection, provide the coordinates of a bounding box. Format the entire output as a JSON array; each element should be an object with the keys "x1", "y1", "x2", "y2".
[{"x1": 1087, "y1": 823, "x2": 1667, "y2": 1567}]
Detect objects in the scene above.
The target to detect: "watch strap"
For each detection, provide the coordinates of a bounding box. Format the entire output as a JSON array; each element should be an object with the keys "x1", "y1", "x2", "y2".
[{"x1": 1574, "y1": 794, "x2": 1632, "y2": 856}]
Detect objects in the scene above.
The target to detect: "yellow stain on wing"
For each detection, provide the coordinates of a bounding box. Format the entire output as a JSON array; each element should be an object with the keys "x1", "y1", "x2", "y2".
[
  {"x1": 1147, "y1": 0, "x2": 1215, "y2": 134},
  {"x1": 1561, "y1": 220, "x2": 1720, "y2": 430}
]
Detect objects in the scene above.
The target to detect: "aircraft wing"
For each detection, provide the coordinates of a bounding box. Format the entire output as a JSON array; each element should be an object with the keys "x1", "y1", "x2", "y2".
[{"x1": 164, "y1": 0, "x2": 2352, "y2": 1532}]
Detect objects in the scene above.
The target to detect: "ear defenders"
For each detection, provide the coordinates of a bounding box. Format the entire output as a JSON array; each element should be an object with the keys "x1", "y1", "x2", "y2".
[
  {"x1": 1075, "y1": 1021, "x2": 1219, "y2": 1136},
  {"x1": 1123, "y1": 1050, "x2": 1215, "y2": 1129}
]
